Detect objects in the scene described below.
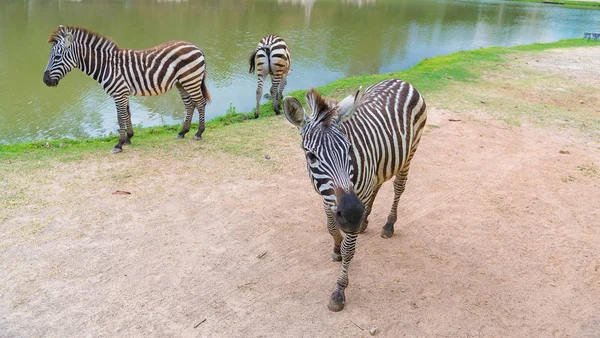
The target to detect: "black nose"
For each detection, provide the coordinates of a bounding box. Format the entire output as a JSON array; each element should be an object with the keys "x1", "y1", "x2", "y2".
[
  {"x1": 334, "y1": 188, "x2": 365, "y2": 233},
  {"x1": 43, "y1": 71, "x2": 56, "y2": 87}
]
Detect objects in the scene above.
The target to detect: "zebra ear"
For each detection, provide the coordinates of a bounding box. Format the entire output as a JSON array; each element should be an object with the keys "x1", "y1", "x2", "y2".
[
  {"x1": 337, "y1": 86, "x2": 364, "y2": 123},
  {"x1": 283, "y1": 96, "x2": 308, "y2": 129},
  {"x1": 64, "y1": 31, "x2": 73, "y2": 47}
]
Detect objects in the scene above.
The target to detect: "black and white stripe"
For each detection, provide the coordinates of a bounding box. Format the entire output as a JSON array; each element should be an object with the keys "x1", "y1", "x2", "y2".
[
  {"x1": 283, "y1": 78, "x2": 427, "y2": 311},
  {"x1": 43, "y1": 25, "x2": 211, "y2": 153},
  {"x1": 248, "y1": 34, "x2": 291, "y2": 118}
]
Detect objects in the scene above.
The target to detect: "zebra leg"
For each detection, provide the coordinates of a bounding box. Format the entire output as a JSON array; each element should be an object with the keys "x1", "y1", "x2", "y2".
[
  {"x1": 382, "y1": 169, "x2": 409, "y2": 238},
  {"x1": 192, "y1": 96, "x2": 207, "y2": 140},
  {"x1": 275, "y1": 74, "x2": 288, "y2": 115},
  {"x1": 325, "y1": 206, "x2": 343, "y2": 261},
  {"x1": 176, "y1": 83, "x2": 195, "y2": 139},
  {"x1": 112, "y1": 97, "x2": 129, "y2": 153},
  {"x1": 254, "y1": 74, "x2": 265, "y2": 119},
  {"x1": 124, "y1": 103, "x2": 134, "y2": 145},
  {"x1": 270, "y1": 76, "x2": 280, "y2": 115},
  {"x1": 328, "y1": 232, "x2": 358, "y2": 312},
  {"x1": 358, "y1": 183, "x2": 382, "y2": 233}
]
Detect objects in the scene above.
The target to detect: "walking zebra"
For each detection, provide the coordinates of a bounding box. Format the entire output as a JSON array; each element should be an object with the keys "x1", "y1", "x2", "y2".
[
  {"x1": 282, "y1": 79, "x2": 427, "y2": 311},
  {"x1": 43, "y1": 25, "x2": 211, "y2": 153},
  {"x1": 248, "y1": 34, "x2": 291, "y2": 118}
]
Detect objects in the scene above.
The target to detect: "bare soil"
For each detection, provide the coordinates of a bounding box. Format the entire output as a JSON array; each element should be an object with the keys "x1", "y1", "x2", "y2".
[{"x1": 1, "y1": 47, "x2": 599, "y2": 337}]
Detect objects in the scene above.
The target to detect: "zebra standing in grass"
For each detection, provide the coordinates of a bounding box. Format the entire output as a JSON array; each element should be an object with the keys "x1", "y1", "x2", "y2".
[
  {"x1": 283, "y1": 79, "x2": 427, "y2": 312},
  {"x1": 249, "y1": 34, "x2": 291, "y2": 119},
  {"x1": 43, "y1": 25, "x2": 211, "y2": 153}
]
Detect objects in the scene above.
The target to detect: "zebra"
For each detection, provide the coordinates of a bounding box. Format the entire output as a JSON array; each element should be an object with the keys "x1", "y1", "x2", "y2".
[
  {"x1": 248, "y1": 34, "x2": 291, "y2": 119},
  {"x1": 282, "y1": 78, "x2": 427, "y2": 312},
  {"x1": 43, "y1": 25, "x2": 211, "y2": 153}
]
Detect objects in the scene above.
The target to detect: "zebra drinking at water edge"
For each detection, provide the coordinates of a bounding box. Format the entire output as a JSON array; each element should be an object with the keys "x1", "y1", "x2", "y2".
[
  {"x1": 283, "y1": 79, "x2": 427, "y2": 311},
  {"x1": 249, "y1": 34, "x2": 291, "y2": 118},
  {"x1": 43, "y1": 25, "x2": 211, "y2": 153}
]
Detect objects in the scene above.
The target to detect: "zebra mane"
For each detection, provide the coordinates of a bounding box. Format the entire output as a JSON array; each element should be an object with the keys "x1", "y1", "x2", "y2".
[
  {"x1": 306, "y1": 89, "x2": 337, "y2": 125},
  {"x1": 47, "y1": 26, "x2": 118, "y2": 49}
]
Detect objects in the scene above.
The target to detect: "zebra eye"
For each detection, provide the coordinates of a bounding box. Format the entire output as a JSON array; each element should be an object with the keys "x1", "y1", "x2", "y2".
[{"x1": 306, "y1": 152, "x2": 318, "y2": 164}]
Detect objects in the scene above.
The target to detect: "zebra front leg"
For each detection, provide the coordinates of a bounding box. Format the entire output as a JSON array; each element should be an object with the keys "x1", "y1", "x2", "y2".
[
  {"x1": 112, "y1": 97, "x2": 130, "y2": 153},
  {"x1": 328, "y1": 232, "x2": 358, "y2": 312},
  {"x1": 359, "y1": 183, "x2": 382, "y2": 233},
  {"x1": 325, "y1": 207, "x2": 343, "y2": 261},
  {"x1": 124, "y1": 103, "x2": 134, "y2": 145},
  {"x1": 382, "y1": 169, "x2": 409, "y2": 238},
  {"x1": 255, "y1": 75, "x2": 265, "y2": 119},
  {"x1": 176, "y1": 83, "x2": 195, "y2": 139}
]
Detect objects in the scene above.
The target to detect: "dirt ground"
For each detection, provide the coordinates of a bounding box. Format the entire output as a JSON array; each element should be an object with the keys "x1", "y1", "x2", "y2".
[{"x1": 1, "y1": 47, "x2": 599, "y2": 338}]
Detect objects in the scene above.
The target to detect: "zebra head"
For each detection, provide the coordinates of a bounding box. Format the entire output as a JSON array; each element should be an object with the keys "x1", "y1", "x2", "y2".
[
  {"x1": 283, "y1": 88, "x2": 365, "y2": 234},
  {"x1": 43, "y1": 25, "x2": 77, "y2": 87}
]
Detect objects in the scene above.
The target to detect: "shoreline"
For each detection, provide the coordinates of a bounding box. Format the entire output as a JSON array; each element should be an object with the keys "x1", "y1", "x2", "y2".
[{"x1": 1, "y1": 38, "x2": 599, "y2": 158}]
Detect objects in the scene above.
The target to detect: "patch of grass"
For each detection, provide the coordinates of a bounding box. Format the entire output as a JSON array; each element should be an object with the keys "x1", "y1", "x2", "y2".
[{"x1": 505, "y1": 0, "x2": 600, "y2": 10}]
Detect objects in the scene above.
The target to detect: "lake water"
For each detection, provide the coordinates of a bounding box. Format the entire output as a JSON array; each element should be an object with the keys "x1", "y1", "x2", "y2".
[{"x1": 1, "y1": 0, "x2": 599, "y2": 143}]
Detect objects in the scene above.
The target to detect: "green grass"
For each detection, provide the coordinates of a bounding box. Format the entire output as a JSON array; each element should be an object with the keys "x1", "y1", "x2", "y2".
[
  {"x1": 1, "y1": 38, "x2": 599, "y2": 160},
  {"x1": 505, "y1": 0, "x2": 600, "y2": 9}
]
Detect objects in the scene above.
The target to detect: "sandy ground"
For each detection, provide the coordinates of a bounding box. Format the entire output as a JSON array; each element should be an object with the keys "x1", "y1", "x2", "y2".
[{"x1": 1, "y1": 47, "x2": 599, "y2": 337}]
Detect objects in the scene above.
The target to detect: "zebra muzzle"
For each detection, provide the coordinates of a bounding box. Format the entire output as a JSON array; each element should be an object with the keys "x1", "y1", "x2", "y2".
[
  {"x1": 334, "y1": 187, "x2": 365, "y2": 234},
  {"x1": 43, "y1": 71, "x2": 58, "y2": 87}
]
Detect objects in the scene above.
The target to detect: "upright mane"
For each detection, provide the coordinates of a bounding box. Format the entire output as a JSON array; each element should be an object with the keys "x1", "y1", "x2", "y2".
[
  {"x1": 47, "y1": 26, "x2": 119, "y2": 50},
  {"x1": 305, "y1": 89, "x2": 338, "y2": 125}
]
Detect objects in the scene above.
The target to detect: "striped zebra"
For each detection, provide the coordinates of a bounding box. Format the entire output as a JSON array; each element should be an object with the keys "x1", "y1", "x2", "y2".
[
  {"x1": 248, "y1": 34, "x2": 291, "y2": 119},
  {"x1": 282, "y1": 79, "x2": 427, "y2": 311},
  {"x1": 43, "y1": 25, "x2": 211, "y2": 153}
]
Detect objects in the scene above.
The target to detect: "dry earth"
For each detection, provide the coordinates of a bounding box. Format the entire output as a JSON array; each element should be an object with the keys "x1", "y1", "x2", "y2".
[{"x1": 1, "y1": 47, "x2": 599, "y2": 337}]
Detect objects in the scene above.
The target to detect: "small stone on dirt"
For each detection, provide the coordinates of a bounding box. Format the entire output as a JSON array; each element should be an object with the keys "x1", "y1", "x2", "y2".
[
  {"x1": 559, "y1": 150, "x2": 570, "y2": 155},
  {"x1": 370, "y1": 327, "x2": 378, "y2": 335},
  {"x1": 264, "y1": 154, "x2": 271, "y2": 160}
]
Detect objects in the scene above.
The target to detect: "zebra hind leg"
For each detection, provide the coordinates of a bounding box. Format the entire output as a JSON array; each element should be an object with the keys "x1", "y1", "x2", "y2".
[
  {"x1": 270, "y1": 77, "x2": 280, "y2": 115},
  {"x1": 176, "y1": 83, "x2": 195, "y2": 139},
  {"x1": 275, "y1": 74, "x2": 288, "y2": 116},
  {"x1": 382, "y1": 169, "x2": 409, "y2": 238},
  {"x1": 255, "y1": 74, "x2": 265, "y2": 119},
  {"x1": 192, "y1": 96, "x2": 207, "y2": 140}
]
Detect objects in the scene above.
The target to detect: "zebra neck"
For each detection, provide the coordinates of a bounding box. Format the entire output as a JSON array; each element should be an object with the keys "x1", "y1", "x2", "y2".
[{"x1": 76, "y1": 44, "x2": 117, "y2": 85}]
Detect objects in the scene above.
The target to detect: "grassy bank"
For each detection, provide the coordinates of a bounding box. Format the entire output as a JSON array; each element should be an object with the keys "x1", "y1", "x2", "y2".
[
  {"x1": 505, "y1": 0, "x2": 600, "y2": 9},
  {"x1": 1, "y1": 38, "x2": 599, "y2": 160}
]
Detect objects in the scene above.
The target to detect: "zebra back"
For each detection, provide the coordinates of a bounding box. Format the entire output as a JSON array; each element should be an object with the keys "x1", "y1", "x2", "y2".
[{"x1": 342, "y1": 79, "x2": 427, "y2": 192}]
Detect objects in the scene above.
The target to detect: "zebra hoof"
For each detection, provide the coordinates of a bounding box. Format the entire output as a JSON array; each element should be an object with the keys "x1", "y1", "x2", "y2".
[
  {"x1": 176, "y1": 134, "x2": 185, "y2": 139},
  {"x1": 328, "y1": 289, "x2": 346, "y2": 312},
  {"x1": 331, "y1": 251, "x2": 342, "y2": 262},
  {"x1": 381, "y1": 223, "x2": 394, "y2": 238},
  {"x1": 111, "y1": 147, "x2": 122, "y2": 154},
  {"x1": 193, "y1": 134, "x2": 202, "y2": 140}
]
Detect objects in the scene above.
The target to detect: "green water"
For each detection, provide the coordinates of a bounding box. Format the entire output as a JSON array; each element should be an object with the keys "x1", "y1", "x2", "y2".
[{"x1": 1, "y1": 0, "x2": 598, "y2": 143}]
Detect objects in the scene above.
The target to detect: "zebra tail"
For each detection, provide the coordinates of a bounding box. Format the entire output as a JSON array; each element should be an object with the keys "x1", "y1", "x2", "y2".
[
  {"x1": 201, "y1": 80, "x2": 212, "y2": 104},
  {"x1": 248, "y1": 49, "x2": 258, "y2": 74}
]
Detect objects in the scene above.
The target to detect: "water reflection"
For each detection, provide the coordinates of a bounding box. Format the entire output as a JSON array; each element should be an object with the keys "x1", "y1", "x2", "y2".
[{"x1": 1, "y1": 0, "x2": 598, "y2": 143}]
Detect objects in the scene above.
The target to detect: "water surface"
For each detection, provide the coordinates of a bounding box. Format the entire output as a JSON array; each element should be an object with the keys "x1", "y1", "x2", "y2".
[{"x1": 1, "y1": 0, "x2": 598, "y2": 143}]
